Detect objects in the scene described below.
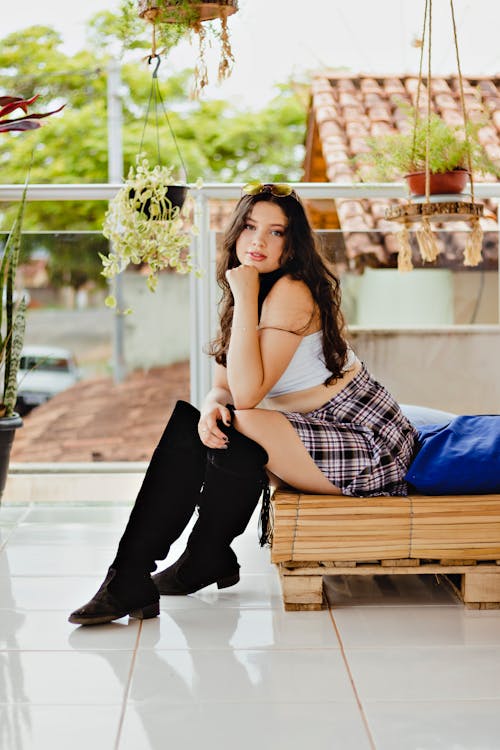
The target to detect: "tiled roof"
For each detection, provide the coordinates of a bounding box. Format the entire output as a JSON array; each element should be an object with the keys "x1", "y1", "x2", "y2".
[
  {"x1": 11, "y1": 361, "x2": 190, "y2": 463},
  {"x1": 305, "y1": 72, "x2": 500, "y2": 268}
]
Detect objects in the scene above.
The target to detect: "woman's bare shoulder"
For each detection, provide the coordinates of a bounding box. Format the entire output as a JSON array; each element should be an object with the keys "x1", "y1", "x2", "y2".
[
  {"x1": 267, "y1": 275, "x2": 313, "y2": 303},
  {"x1": 260, "y1": 275, "x2": 316, "y2": 331}
]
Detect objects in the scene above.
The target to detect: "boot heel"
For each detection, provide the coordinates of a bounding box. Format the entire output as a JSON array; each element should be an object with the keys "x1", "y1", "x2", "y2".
[
  {"x1": 129, "y1": 602, "x2": 160, "y2": 620},
  {"x1": 217, "y1": 572, "x2": 240, "y2": 589}
]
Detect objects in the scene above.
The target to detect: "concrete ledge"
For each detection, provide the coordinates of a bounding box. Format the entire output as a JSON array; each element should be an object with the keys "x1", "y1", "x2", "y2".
[
  {"x1": 8, "y1": 462, "x2": 148, "y2": 474},
  {"x1": 4, "y1": 466, "x2": 146, "y2": 504}
]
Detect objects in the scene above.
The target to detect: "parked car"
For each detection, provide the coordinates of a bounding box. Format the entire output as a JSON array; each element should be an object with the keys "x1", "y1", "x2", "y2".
[{"x1": 16, "y1": 345, "x2": 81, "y2": 415}]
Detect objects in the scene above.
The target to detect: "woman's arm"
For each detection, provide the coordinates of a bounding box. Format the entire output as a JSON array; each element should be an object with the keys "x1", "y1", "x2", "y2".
[
  {"x1": 198, "y1": 364, "x2": 233, "y2": 449},
  {"x1": 225, "y1": 270, "x2": 316, "y2": 409}
]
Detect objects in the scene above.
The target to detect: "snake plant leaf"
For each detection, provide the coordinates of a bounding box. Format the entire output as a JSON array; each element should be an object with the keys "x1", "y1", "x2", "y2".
[
  {"x1": 0, "y1": 216, "x2": 15, "y2": 338},
  {"x1": 3, "y1": 297, "x2": 26, "y2": 417},
  {"x1": 3, "y1": 186, "x2": 27, "y2": 391}
]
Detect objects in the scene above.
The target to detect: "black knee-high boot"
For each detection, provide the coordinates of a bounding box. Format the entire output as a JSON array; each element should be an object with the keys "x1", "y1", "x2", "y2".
[
  {"x1": 153, "y1": 425, "x2": 269, "y2": 595},
  {"x1": 68, "y1": 400, "x2": 207, "y2": 625}
]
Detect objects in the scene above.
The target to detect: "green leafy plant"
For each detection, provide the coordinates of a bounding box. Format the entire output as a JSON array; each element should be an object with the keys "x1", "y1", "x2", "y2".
[
  {"x1": 101, "y1": 155, "x2": 198, "y2": 307},
  {"x1": 359, "y1": 107, "x2": 500, "y2": 180}
]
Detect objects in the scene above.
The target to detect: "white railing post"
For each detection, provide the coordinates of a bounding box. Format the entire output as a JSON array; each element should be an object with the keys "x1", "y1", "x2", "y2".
[{"x1": 190, "y1": 191, "x2": 213, "y2": 407}]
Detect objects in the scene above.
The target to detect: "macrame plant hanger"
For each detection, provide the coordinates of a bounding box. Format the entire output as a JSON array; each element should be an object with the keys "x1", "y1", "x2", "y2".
[
  {"x1": 137, "y1": 1, "x2": 238, "y2": 98},
  {"x1": 139, "y1": 23, "x2": 189, "y2": 184},
  {"x1": 387, "y1": 0, "x2": 484, "y2": 271}
]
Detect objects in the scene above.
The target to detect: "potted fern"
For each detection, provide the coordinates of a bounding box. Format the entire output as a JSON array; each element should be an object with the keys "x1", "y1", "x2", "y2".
[
  {"x1": 0, "y1": 94, "x2": 64, "y2": 499},
  {"x1": 361, "y1": 108, "x2": 500, "y2": 194}
]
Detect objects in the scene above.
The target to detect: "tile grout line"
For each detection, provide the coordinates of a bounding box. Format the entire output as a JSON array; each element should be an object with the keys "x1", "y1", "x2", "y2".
[
  {"x1": 0, "y1": 504, "x2": 33, "y2": 552},
  {"x1": 326, "y1": 602, "x2": 377, "y2": 750},
  {"x1": 114, "y1": 619, "x2": 143, "y2": 750}
]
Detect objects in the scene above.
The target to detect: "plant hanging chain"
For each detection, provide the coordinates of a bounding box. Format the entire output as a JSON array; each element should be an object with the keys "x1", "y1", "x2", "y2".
[
  {"x1": 411, "y1": 0, "x2": 429, "y2": 174},
  {"x1": 140, "y1": 52, "x2": 188, "y2": 182},
  {"x1": 450, "y1": 0, "x2": 474, "y2": 205}
]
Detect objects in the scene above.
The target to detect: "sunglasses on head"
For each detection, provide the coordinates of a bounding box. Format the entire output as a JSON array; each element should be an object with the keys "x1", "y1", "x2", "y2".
[{"x1": 242, "y1": 181, "x2": 294, "y2": 197}]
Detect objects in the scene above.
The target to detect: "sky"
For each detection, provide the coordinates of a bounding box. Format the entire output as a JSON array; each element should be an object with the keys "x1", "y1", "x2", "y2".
[{"x1": 2, "y1": 0, "x2": 500, "y2": 107}]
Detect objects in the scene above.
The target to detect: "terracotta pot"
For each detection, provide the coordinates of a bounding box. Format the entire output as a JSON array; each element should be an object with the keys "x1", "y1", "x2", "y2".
[
  {"x1": 128, "y1": 185, "x2": 187, "y2": 220},
  {"x1": 138, "y1": 1, "x2": 238, "y2": 23},
  {"x1": 405, "y1": 170, "x2": 469, "y2": 196}
]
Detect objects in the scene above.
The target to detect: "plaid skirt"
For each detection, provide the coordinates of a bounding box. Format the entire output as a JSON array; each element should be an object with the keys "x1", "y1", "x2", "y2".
[{"x1": 281, "y1": 364, "x2": 418, "y2": 497}]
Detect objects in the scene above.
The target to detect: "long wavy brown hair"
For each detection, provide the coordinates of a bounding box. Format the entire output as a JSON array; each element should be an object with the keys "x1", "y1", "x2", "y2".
[{"x1": 208, "y1": 190, "x2": 348, "y2": 384}]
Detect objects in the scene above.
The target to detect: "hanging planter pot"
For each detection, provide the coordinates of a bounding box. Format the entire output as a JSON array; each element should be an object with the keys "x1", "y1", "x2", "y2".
[
  {"x1": 100, "y1": 50, "x2": 198, "y2": 307},
  {"x1": 128, "y1": 184, "x2": 188, "y2": 220},
  {"x1": 137, "y1": 0, "x2": 239, "y2": 96},
  {"x1": 138, "y1": 1, "x2": 238, "y2": 23},
  {"x1": 404, "y1": 169, "x2": 469, "y2": 196},
  {"x1": 102, "y1": 157, "x2": 197, "y2": 306},
  {"x1": 376, "y1": 0, "x2": 500, "y2": 271}
]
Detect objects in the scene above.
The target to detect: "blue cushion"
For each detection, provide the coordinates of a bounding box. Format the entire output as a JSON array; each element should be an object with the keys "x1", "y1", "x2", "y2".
[
  {"x1": 400, "y1": 404, "x2": 457, "y2": 428},
  {"x1": 405, "y1": 415, "x2": 500, "y2": 495}
]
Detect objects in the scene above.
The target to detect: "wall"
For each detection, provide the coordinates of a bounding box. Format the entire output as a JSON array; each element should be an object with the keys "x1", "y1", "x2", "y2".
[
  {"x1": 349, "y1": 326, "x2": 500, "y2": 414},
  {"x1": 341, "y1": 270, "x2": 499, "y2": 326},
  {"x1": 123, "y1": 271, "x2": 190, "y2": 371}
]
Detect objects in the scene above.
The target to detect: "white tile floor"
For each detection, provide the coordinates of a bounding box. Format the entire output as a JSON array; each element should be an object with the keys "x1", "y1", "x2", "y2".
[{"x1": 2, "y1": 502, "x2": 500, "y2": 750}]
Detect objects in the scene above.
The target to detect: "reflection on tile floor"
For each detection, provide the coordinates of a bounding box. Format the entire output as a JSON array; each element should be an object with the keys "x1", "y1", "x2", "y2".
[{"x1": 2, "y1": 501, "x2": 500, "y2": 749}]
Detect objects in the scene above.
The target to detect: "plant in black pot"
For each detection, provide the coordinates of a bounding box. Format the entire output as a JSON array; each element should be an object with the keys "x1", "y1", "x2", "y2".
[
  {"x1": 0, "y1": 94, "x2": 64, "y2": 500},
  {"x1": 101, "y1": 47, "x2": 199, "y2": 306},
  {"x1": 101, "y1": 155, "x2": 197, "y2": 305}
]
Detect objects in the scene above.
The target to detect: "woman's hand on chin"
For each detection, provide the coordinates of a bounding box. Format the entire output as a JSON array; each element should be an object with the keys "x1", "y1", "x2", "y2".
[{"x1": 225, "y1": 264, "x2": 259, "y2": 298}]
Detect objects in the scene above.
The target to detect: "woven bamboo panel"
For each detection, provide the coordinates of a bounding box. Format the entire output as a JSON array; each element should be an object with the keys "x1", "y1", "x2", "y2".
[
  {"x1": 271, "y1": 491, "x2": 500, "y2": 565},
  {"x1": 271, "y1": 491, "x2": 411, "y2": 563},
  {"x1": 411, "y1": 494, "x2": 500, "y2": 560}
]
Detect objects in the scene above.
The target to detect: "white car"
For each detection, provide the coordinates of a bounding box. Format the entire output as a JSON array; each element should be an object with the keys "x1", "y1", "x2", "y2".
[{"x1": 16, "y1": 345, "x2": 81, "y2": 414}]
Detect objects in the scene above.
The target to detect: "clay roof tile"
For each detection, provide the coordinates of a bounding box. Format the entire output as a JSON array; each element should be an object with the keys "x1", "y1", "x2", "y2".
[
  {"x1": 383, "y1": 78, "x2": 406, "y2": 95},
  {"x1": 339, "y1": 91, "x2": 360, "y2": 107},
  {"x1": 318, "y1": 120, "x2": 344, "y2": 140},
  {"x1": 492, "y1": 110, "x2": 500, "y2": 132},
  {"x1": 368, "y1": 105, "x2": 392, "y2": 122},
  {"x1": 435, "y1": 93, "x2": 458, "y2": 110},
  {"x1": 335, "y1": 78, "x2": 357, "y2": 92},
  {"x1": 478, "y1": 80, "x2": 499, "y2": 96},
  {"x1": 430, "y1": 78, "x2": 452, "y2": 94},
  {"x1": 313, "y1": 91, "x2": 337, "y2": 107},
  {"x1": 315, "y1": 105, "x2": 341, "y2": 124}
]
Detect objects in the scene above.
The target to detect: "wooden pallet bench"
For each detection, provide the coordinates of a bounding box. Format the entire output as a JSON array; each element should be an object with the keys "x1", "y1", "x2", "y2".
[{"x1": 270, "y1": 490, "x2": 500, "y2": 611}]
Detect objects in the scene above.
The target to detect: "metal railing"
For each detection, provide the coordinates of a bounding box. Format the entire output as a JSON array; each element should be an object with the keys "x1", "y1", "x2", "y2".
[{"x1": 1, "y1": 181, "x2": 499, "y2": 407}]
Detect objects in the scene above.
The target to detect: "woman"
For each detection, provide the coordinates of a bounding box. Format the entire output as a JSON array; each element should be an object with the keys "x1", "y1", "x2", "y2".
[{"x1": 69, "y1": 183, "x2": 417, "y2": 626}]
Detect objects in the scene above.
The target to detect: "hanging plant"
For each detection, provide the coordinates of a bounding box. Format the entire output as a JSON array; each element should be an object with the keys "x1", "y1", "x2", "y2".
[
  {"x1": 101, "y1": 49, "x2": 199, "y2": 308},
  {"x1": 380, "y1": 0, "x2": 496, "y2": 271},
  {"x1": 101, "y1": 156, "x2": 199, "y2": 307},
  {"x1": 137, "y1": 1, "x2": 238, "y2": 97},
  {"x1": 361, "y1": 107, "x2": 500, "y2": 190}
]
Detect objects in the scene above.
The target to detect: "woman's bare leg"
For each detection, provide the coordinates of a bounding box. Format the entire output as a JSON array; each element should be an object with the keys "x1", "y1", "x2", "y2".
[{"x1": 232, "y1": 409, "x2": 341, "y2": 494}]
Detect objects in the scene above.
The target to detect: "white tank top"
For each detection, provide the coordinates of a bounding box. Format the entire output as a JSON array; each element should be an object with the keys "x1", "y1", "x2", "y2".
[{"x1": 266, "y1": 331, "x2": 357, "y2": 398}]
